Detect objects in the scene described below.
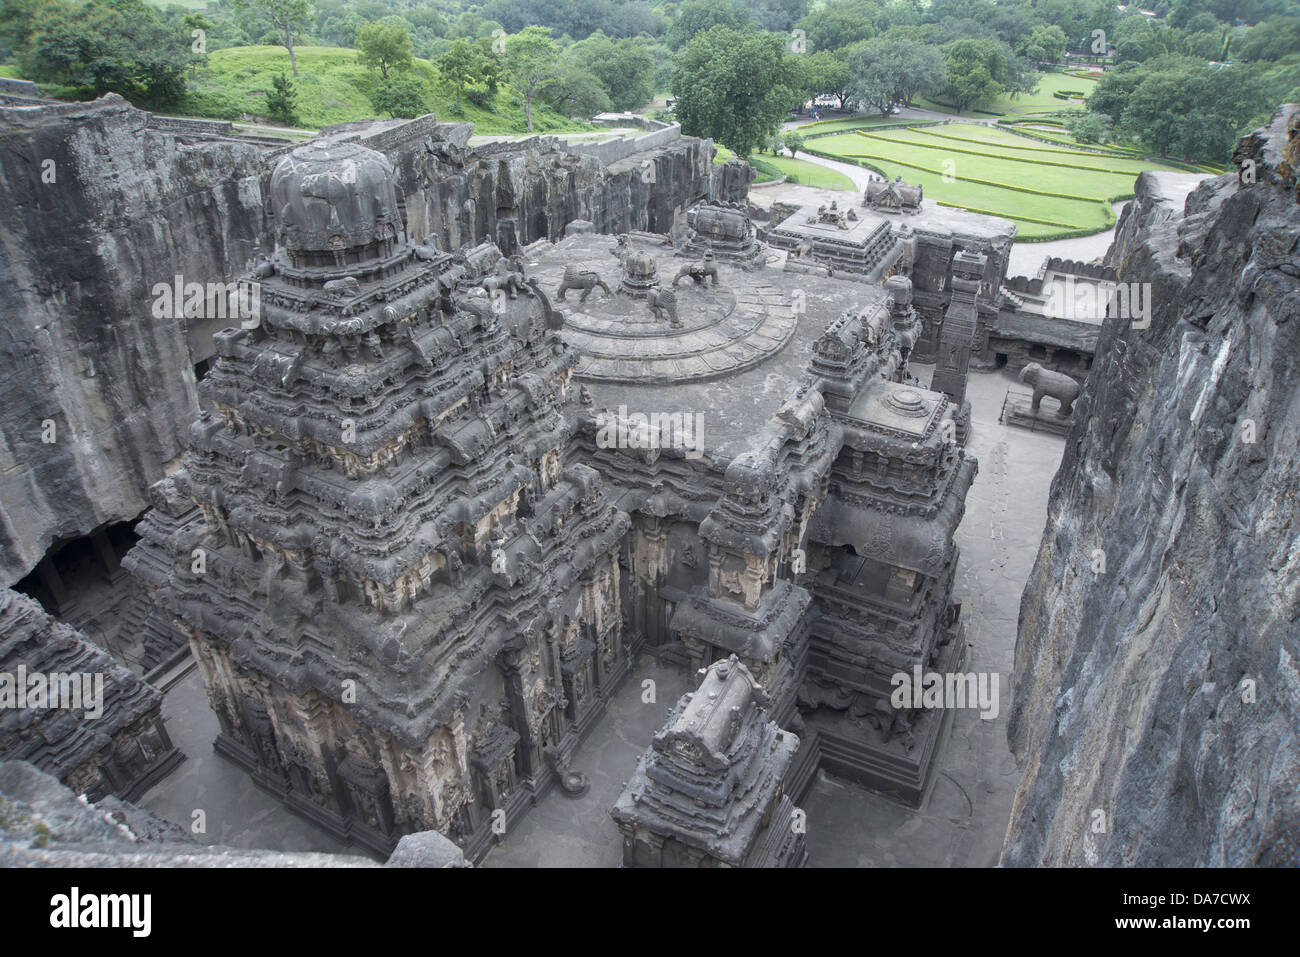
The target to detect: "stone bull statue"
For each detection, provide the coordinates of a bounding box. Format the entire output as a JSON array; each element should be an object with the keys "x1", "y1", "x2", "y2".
[
  {"x1": 1019, "y1": 362, "x2": 1081, "y2": 417},
  {"x1": 556, "y1": 264, "x2": 611, "y2": 303}
]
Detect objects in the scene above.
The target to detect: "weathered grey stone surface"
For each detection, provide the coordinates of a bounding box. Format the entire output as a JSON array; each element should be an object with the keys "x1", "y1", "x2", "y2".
[
  {"x1": 0, "y1": 587, "x2": 182, "y2": 801},
  {"x1": 1003, "y1": 106, "x2": 1300, "y2": 867},
  {"x1": 612, "y1": 655, "x2": 806, "y2": 867},
  {"x1": 385, "y1": 830, "x2": 468, "y2": 867},
  {"x1": 0, "y1": 95, "x2": 265, "y2": 587}
]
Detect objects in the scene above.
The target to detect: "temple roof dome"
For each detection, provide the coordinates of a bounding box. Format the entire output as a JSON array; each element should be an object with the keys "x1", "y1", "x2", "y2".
[{"x1": 270, "y1": 141, "x2": 403, "y2": 263}]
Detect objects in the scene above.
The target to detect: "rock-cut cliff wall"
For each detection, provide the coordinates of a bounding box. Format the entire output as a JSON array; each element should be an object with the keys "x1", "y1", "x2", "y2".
[
  {"x1": 1002, "y1": 106, "x2": 1300, "y2": 866},
  {"x1": 0, "y1": 95, "x2": 266, "y2": 585}
]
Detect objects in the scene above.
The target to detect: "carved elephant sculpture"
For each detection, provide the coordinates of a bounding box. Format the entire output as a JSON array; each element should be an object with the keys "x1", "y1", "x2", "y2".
[
  {"x1": 556, "y1": 265, "x2": 611, "y2": 303},
  {"x1": 646, "y1": 287, "x2": 680, "y2": 328},
  {"x1": 482, "y1": 258, "x2": 526, "y2": 300},
  {"x1": 323, "y1": 276, "x2": 361, "y2": 298},
  {"x1": 1019, "y1": 362, "x2": 1081, "y2": 417}
]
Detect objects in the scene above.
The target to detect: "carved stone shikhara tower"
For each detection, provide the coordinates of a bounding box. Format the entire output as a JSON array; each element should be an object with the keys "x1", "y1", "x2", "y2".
[
  {"x1": 139, "y1": 140, "x2": 629, "y2": 858},
  {"x1": 612, "y1": 656, "x2": 806, "y2": 868}
]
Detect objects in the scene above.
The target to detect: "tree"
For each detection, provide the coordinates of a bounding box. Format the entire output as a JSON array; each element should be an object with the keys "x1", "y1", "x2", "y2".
[
  {"x1": 369, "y1": 72, "x2": 429, "y2": 118},
  {"x1": 1016, "y1": 24, "x2": 1068, "y2": 66},
  {"x1": 19, "y1": 0, "x2": 190, "y2": 107},
  {"x1": 234, "y1": 0, "x2": 311, "y2": 75},
  {"x1": 1237, "y1": 16, "x2": 1300, "y2": 62},
  {"x1": 504, "y1": 26, "x2": 560, "y2": 133},
  {"x1": 795, "y1": 0, "x2": 877, "y2": 53},
  {"x1": 357, "y1": 18, "x2": 413, "y2": 78},
  {"x1": 265, "y1": 71, "x2": 299, "y2": 125},
  {"x1": 543, "y1": 61, "x2": 611, "y2": 117},
  {"x1": 320, "y1": 12, "x2": 365, "y2": 46},
  {"x1": 749, "y1": 0, "x2": 810, "y2": 32},
  {"x1": 1066, "y1": 111, "x2": 1108, "y2": 142},
  {"x1": 1112, "y1": 14, "x2": 1172, "y2": 64},
  {"x1": 848, "y1": 36, "x2": 947, "y2": 115},
  {"x1": 800, "y1": 49, "x2": 852, "y2": 109},
  {"x1": 438, "y1": 37, "x2": 497, "y2": 111},
  {"x1": 941, "y1": 37, "x2": 1007, "y2": 111},
  {"x1": 1167, "y1": 0, "x2": 1211, "y2": 30},
  {"x1": 671, "y1": 25, "x2": 802, "y2": 157},
  {"x1": 569, "y1": 32, "x2": 656, "y2": 111},
  {"x1": 1088, "y1": 59, "x2": 1149, "y2": 122},
  {"x1": 1120, "y1": 61, "x2": 1267, "y2": 162},
  {"x1": 666, "y1": 0, "x2": 754, "y2": 50},
  {"x1": 784, "y1": 131, "x2": 805, "y2": 156}
]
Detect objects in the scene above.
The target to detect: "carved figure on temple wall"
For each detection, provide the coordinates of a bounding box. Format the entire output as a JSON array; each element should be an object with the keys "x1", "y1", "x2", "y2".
[
  {"x1": 864, "y1": 175, "x2": 923, "y2": 213},
  {"x1": 323, "y1": 276, "x2": 362, "y2": 298},
  {"x1": 818, "y1": 201, "x2": 850, "y2": 230}
]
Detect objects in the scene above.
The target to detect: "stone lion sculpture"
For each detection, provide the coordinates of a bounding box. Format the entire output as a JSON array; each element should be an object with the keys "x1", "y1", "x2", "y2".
[
  {"x1": 672, "y1": 253, "x2": 720, "y2": 288},
  {"x1": 1019, "y1": 362, "x2": 1081, "y2": 417},
  {"x1": 556, "y1": 264, "x2": 611, "y2": 302}
]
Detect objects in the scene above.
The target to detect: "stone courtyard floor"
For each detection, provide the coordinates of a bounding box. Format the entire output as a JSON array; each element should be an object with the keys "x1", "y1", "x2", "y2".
[{"x1": 139, "y1": 365, "x2": 1066, "y2": 867}]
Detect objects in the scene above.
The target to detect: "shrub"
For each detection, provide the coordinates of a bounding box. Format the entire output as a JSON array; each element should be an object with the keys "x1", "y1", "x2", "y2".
[
  {"x1": 265, "y1": 73, "x2": 299, "y2": 127},
  {"x1": 464, "y1": 85, "x2": 495, "y2": 109}
]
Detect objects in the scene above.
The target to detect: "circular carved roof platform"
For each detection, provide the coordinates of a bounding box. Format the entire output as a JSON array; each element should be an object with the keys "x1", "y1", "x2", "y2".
[{"x1": 532, "y1": 237, "x2": 797, "y2": 385}]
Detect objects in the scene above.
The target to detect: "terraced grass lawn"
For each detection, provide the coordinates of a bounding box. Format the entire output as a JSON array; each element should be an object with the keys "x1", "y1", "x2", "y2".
[
  {"x1": 809, "y1": 121, "x2": 1191, "y2": 239},
  {"x1": 185, "y1": 46, "x2": 586, "y2": 135},
  {"x1": 714, "y1": 147, "x2": 855, "y2": 189},
  {"x1": 759, "y1": 153, "x2": 855, "y2": 189},
  {"x1": 917, "y1": 71, "x2": 1097, "y2": 119},
  {"x1": 794, "y1": 116, "x2": 917, "y2": 135}
]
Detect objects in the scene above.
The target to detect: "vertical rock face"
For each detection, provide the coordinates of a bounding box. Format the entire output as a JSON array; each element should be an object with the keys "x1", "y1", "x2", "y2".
[
  {"x1": 0, "y1": 95, "x2": 268, "y2": 585},
  {"x1": 1003, "y1": 107, "x2": 1300, "y2": 867}
]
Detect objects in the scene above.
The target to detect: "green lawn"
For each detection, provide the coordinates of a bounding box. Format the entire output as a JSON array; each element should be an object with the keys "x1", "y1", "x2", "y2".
[
  {"x1": 184, "y1": 45, "x2": 587, "y2": 135},
  {"x1": 795, "y1": 116, "x2": 918, "y2": 136},
  {"x1": 917, "y1": 71, "x2": 1097, "y2": 120},
  {"x1": 714, "y1": 146, "x2": 855, "y2": 190},
  {"x1": 808, "y1": 121, "x2": 1190, "y2": 239}
]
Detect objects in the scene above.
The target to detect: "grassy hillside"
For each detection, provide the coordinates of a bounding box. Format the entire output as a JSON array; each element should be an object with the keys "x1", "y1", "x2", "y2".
[
  {"x1": 917, "y1": 71, "x2": 1098, "y2": 120},
  {"x1": 184, "y1": 45, "x2": 588, "y2": 135}
]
